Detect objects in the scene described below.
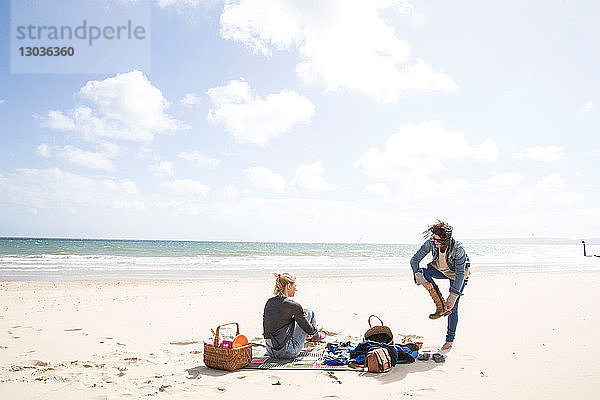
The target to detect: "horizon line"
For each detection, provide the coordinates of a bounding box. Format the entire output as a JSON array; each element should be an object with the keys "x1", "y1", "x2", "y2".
[{"x1": 0, "y1": 235, "x2": 597, "y2": 245}]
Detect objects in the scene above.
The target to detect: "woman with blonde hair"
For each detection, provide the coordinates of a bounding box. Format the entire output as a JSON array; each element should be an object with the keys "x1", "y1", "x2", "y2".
[{"x1": 263, "y1": 273, "x2": 325, "y2": 358}]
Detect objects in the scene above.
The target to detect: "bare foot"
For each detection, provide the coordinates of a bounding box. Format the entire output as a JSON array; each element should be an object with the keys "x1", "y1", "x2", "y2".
[
  {"x1": 309, "y1": 331, "x2": 327, "y2": 342},
  {"x1": 440, "y1": 342, "x2": 453, "y2": 351}
]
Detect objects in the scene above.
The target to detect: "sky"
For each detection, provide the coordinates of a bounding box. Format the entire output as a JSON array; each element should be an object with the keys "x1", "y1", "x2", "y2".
[{"x1": 0, "y1": 0, "x2": 598, "y2": 243}]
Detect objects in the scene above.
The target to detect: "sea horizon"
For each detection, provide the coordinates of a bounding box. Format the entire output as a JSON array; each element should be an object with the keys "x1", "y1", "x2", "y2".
[{"x1": 1, "y1": 235, "x2": 599, "y2": 245}]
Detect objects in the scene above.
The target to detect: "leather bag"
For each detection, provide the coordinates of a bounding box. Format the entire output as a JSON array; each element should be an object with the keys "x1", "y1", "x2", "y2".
[{"x1": 366, "y1": 348, "x2": 392, "y2": 373}]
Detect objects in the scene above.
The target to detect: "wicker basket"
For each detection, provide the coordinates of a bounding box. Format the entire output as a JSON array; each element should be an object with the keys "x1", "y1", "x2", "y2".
[
  {"x1": 364, "y1": 315, "x2": 394, "y2": 344},
  {"x1": 203, "y1": 323, "x2": 252, "y2": 371}
]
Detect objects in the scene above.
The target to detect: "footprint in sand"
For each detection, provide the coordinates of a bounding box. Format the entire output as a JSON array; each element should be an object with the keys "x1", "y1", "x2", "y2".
[
  {"x1": 11, "y1": 326, "x2": 40, "y2": 332},
  {"x1": 269, "y1": 374, "x2": 282, "y2": 385},
  {"x1": 326, "y1": 371, "x2": 342, "y2": 384},
  {"x1": 402, "y1": 388, "x2": 435, "y2": 397},
  {"x1": 169, "y1": 341, "x2": 198, "y2": 346},
  {"x1": 185, "y1": 367, "x2": 202, "y2": 379},
  {"x1": 29, "y1": 360, "x2": 50, "y2": 367}
]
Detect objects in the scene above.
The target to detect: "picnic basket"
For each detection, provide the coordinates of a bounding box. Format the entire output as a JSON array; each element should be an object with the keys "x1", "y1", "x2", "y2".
[{"x1": 204, "y1": 322, "x2": 252, "y2": 371}]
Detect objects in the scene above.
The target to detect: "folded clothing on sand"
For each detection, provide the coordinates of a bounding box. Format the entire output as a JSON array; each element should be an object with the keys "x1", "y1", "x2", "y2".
[{"x1": 322, "y1": 340, "x2": 418, "y2": 366}]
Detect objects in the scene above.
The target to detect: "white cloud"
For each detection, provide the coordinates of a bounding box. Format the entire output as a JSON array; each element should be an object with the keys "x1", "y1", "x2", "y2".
[
  {"x1": 582, "y1": 101, "x2": 593, "y2": 113},
  {"x1": 534, "y1": 173, "x2": 565, "y2": 191},
  {"x1": 292, "y1": 162, "x2": 335, "y2": 192},
  {"x1": 0, "y1": 168, "x2": 141, "y2": 210},
  {"x1": 207, "y1": 78, "x2": 314, "y2": 145},
  {"x1": 153, "y1": 199, "x2": 205, "y2": 216},
  {"x1": 224, "y1": 184, "x2": 239, "y2": 199},
  {"x1": 37, "y1": 142, "x2": 117, "y2": 171},
  {"x1": 198, "y1": 196, "x2": 428, "y2": 242},
  {"x1": 98, "y1": 142, "x2": 120, "y2": 158},
  {"x1": 511, "y1": 145, "x2": 565, "y2": 162},
  {"x1": 137, "y1": 146, "x2": 156, "y2": 160},
  {"x1": 354, "y1": 121, "x2": 498, "y2": 201},
  {"x1": 103, "y1": 179, "x2": 140, "y2": 195},
  {"x1": 180, "y1": 93, "x2": 202, "y2": 108},
  {"x1": 114, "y1": 198, "x2": 147, "y2": 211},
  {"x1": 552, "y1": 192, "x2": 583, "y2": 205},
  {"x1": 42, "y1": 70, "x2": 186, "y2": 143},
  {"x1": 178, "y1": 150, "x2": 220, "y2": 169},
  {"x1": 245, "y1": 166, "x2": 285, "y2": 193},
  {"x1": 0, "y1": 98, "x2": 6, "y2": 104},
  {"x1": 157, "y1": 0, "x2": 201, "y2": 8},
  {"x1": 486, "y1": 172, "x2": 523, "y2": 189},
  {"x1": 36, "y1": 143, "x2": 51, "y2": 158},
  {"x1": 56, "y1": 145, "x2": 115, "y2": 171},
  {"x1": 409, "y1": 8, "x2": 427, "y2": 27},
  {"x1": 511, "y1": 173, "x2": 570, "y2": 207},
  {"x1": 157, "y1": 0, "x2": 222, "y2": 10},
  {"x1": 355, "y1": 121, "x2": 499, "y2": 182},
  {"x1": 43, "y1": 110, "x2": 76, "y2": 131},
  {"x1": 162, "y1": 179, "x2": 210, "y2": 197},
  {"x1": 438, "y1": 178, "x2": 473, "y2": 197},
  {"x1": 220, "y1": 0, "x2": 457, "y2": 103},
  {"x1": 148, "y1": 161, "x2": 175, "y2": 178},
  {"x1": 364, "y1": 183, "x2": 390, "y2": 198}
]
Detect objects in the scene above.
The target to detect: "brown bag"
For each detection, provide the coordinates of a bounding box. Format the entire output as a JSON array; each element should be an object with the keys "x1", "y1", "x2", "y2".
[{"x1": 366, "y1": 348, "x2": 392, "y2": 373}]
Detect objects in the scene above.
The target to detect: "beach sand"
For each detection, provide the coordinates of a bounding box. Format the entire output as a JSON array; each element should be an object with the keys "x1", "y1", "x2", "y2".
[{"x1": 1, "y1": 270, "x2": 599, "y2": 399}]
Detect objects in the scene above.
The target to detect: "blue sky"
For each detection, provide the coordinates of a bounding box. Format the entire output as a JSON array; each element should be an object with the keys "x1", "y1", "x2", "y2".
[{"x1": 0, "y1": 0, "x2": 598, "y2": 242}]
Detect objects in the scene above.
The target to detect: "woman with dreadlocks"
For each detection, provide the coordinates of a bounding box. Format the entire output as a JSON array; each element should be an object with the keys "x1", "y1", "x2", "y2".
[{"x1": 410, "y1": 220, "x2": 470, "y2": 350}]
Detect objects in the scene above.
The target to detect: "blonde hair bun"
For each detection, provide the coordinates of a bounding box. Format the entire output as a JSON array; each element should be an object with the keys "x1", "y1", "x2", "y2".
[{"x1": 273, "y1": 272, "x2": 296, "y2": 297}]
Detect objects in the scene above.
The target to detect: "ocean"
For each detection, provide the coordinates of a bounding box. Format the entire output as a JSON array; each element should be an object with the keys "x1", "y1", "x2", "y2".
[{"x1": 0, "y1": 237, "x2": 599, "y2": 281}]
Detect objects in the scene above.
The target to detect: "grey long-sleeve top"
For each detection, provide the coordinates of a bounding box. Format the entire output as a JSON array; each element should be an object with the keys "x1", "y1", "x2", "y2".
[{"x1": 263, "y1": 296, "x2": 317, "y2": 350}]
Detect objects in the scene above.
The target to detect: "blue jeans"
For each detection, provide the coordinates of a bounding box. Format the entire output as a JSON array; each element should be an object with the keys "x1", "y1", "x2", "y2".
[
  {"x1": 266, "y1": 308, "x2": 316, "y2": 359},
  {"x1": 423, "y1": 266, "x2": 467, "y2": 343}
]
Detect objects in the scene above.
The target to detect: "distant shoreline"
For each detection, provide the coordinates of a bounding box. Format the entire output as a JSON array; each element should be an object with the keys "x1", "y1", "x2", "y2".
[{"x1": 1, "y1": 236, "x2": 599, "y2": 245}]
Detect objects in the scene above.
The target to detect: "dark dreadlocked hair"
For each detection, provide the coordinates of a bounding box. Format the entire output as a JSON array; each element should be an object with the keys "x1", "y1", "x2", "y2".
[{"x1": 423, "y1": 220, "x2": 453, "y2": 248}]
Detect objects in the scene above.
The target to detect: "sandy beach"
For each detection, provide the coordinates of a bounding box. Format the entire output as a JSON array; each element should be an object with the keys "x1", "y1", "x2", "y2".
[{"x1": 1, "y1": 270, "x2": 599, "y2": 399}]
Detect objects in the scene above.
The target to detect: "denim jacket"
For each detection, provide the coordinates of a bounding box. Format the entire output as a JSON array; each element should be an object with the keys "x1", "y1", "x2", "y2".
[{"x1": 410, "y1": 238, "x2": 469, "y2": 295}]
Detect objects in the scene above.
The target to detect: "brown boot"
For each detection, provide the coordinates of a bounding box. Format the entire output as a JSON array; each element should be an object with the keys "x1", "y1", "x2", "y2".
[{"x1": 427, "y1": 285, "x2": 451, "y2": 320}]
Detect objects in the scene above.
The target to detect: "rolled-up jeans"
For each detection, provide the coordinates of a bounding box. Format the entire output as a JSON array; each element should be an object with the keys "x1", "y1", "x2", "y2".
[
  {"x1": 266, "y1": 308, "x2": 316, "y2": 359},
  {"x1": 422, "y1": 266, "x2": 467, "y2": 343}
]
